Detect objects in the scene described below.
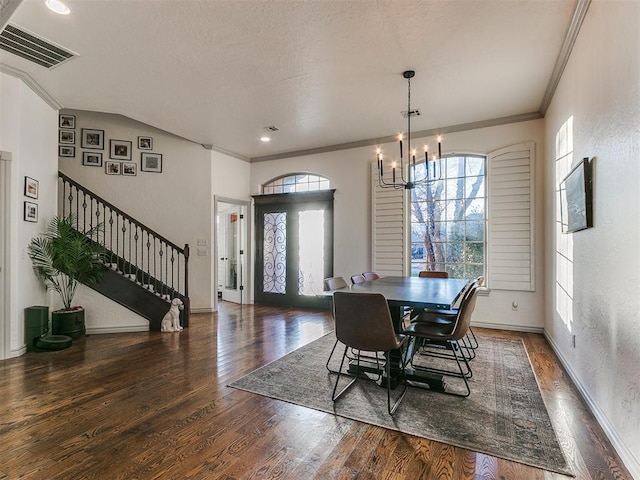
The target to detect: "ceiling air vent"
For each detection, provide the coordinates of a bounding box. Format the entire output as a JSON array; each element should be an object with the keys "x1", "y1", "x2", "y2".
[
  {"x1": 401, "y1": 109, "x2": 421, "y2": 119},
  {"x1": 264, "y1": 126, "x2": 279, "y2": 132},
  {"x1": 0, "y1": 24, "x2": 75, "y2": 69}
]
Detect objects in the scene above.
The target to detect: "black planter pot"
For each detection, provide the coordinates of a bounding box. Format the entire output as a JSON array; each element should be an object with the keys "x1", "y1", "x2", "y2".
[{"x1": 51, "y1": 308, "x2": 85, "y2": 339}]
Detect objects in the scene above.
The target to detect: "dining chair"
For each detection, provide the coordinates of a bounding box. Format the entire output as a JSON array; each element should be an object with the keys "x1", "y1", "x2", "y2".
[
  {"x1": 402, "y1": 284, "x2": 481, "y2": 397},
  {"x1": 323, "y1": 276, "x2": 349, "y2": 291},
  {"x1": 350, "y1": 274, "x2": 366, "y2": 284},
  {"x1": 323, "y1": 276, "x2": 349, "y2": 372},
  {"x1": 331, "y1": 291, "x2": 409, "y2": 415},
  {"x1": 412, "y1": 275, "x2": 484, "y2": 354},
  {"x1": 362, "y1": 272, "x2": 380, "y2": 281},
  {"x1": 418, "y1": 270, "x2": 449, "y2": 278}
]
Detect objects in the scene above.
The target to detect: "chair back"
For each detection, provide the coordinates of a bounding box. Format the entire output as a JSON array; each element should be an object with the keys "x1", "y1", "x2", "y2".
[
  {"x1": 350, "y1": 274, "x2": 366, "y2": 284},
  {"x1": 323, "y1": 276, "x2": 348, "y2": 291},
  {"x1": 333, "y1": 292, "x2": 400, "y2": 352},
  {"x1": 450, "y1": 285, "x2": 480, "y2": 340},
  {"x1": 418, "y1": 270, "x2": 449, "y2": 278},
  {"x1": 362, "y1": 272, "x2": 380, "y2": 281}
]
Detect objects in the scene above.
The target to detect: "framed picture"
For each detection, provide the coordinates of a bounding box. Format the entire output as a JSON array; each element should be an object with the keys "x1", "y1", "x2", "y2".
[
  {"x1": 122, "y1": 162, "x2": 137, "y2": 176},
  {"x1": 110, "y1": 139, "x2": 132, "y2": 160},
  {"x1": 59, "y1": 114, "x2": 75, "y2": 129},
  {"x1": 59, "y1": 145, "x2": 75, "y2": 157},
  {"x1": 141, "y1": 152, "x2": 162, "y2": 173},
  {"x1": 105, "y1": 161, "x2": 121, "y2": 175},
  {"x1": 24, "y1": 201, "x2": 38, "y2": 222},
  {"x1": 83, "y1": 151, "x2": 103, "y2": 167},
  {"x1": 138, "y1": 136, "x2": 153, "y2": 150},
  {"x1": 560, "y1": 157, "x2": 593, "y2": 233},
  {"x1": 81, "y1": 128, "x2": 104, "y2": 150},
  {"x1": 59, "y1": 129, "x2": 75, "y2": 144},
  {"x1": 24, "y1": 176, "x2": 39, "y2": 199}
]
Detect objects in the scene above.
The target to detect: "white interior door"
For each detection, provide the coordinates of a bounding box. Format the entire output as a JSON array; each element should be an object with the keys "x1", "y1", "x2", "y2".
[{"x1": 217, "y1": 202, "x2": 246, "y2": 304}]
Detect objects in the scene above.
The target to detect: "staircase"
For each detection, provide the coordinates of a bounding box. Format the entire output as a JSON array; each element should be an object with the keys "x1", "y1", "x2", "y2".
[{"x1": 58, "y1": 172, "x2": 190, "y2": 330}]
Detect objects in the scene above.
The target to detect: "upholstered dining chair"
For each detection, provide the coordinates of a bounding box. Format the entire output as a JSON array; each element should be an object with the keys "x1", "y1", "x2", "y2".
[
  {"x1": 362, "y1": 272, "x2": 380, "y2": 281},
  {"x1": 323, "y1": 276, "x2": 349, "y2": 372},
  {"x1": 331, "y1": 291, "x2": 409, "y2": 415},
  {"x1": 402, "y1": 284, "x2": 481, "y2": 397},
  {"x1": 418, "y1": 270, "x2": 449, "y2": 278},
  {"x1": 350, "y1": 274, "x2": 366, "y2": 284},
  {"x1": 323, "y1": 276, "x2": 349, "y2": 291},
  {"x1": 413, "y1": 275, "x2": 484, "y2": 353}
]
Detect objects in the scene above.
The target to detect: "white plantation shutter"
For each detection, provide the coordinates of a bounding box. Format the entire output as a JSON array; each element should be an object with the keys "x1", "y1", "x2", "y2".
[
  {"x1": 371, "y1": 161, "x2": 406, "y2": 276},
  {"x1": 487, "y1": 142, "x2": 535, "y2": 291}
]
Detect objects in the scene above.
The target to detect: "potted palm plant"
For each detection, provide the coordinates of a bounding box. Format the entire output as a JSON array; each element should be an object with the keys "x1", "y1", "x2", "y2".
[{"x1": 28, "y1": 215, "x2": 107, "y2": 339}]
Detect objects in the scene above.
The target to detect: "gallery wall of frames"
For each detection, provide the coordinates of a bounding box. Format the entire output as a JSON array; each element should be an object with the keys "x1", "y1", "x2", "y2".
[{"x1": 58, "y1": 113, "x2": 163, "y2": 176}]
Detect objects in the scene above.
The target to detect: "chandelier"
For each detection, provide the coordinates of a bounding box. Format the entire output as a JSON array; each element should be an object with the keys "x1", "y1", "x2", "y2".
[{"x1": 376, "y1": 70, "x2": 442, "y2": 190}]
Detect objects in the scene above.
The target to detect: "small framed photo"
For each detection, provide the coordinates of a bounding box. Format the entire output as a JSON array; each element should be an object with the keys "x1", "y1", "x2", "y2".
[
  {"x1": 105, "y1": 161, "x2": 121, "y2": 175},
  {"x1": 83, "y1": 151, "x2": 103, "y2": 167},
  {"x1": 122, "y1": 162, "x2": 137, "y2": 176},
  {"x1": 110, "y1": 139, "x2": 132, "y2": 160},
  {"x1": 138, "y1": 136, "x2": 153, "y2": 150},
  {"x1": 59, "y1": 145, "x2": 75, "y2": 157},
  {"x1": 24, "y1": 176, "x2": 39, "y2": 199},
  {"x1": 59, "y1": 114, "x2": 75, "y2": 129},
  {"x1": 24, "y1": 201, "x2": 38, "y2": 222},
  {"x1": 81, "y1": 128, "x2": 104, "y2": 150},
  {"x1": 141, "y1": 152, "x2": 162, "y2": 173},
  {"x1": 59, "y1": 129, "x2": 75, "y2": 144}
]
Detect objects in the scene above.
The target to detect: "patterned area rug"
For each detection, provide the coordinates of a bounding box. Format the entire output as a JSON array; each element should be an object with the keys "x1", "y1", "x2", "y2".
[{"x1": 229, "y1": 333, "x2": 572, "y2": 476}]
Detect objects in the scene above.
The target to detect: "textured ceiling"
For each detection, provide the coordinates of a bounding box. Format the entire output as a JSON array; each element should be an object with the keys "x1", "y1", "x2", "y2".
[{"x1": 1, "y1": 0, "x2": 578, "y2": 160}]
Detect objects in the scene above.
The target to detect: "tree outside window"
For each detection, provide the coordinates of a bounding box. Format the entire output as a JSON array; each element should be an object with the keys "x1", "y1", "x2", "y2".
[{"x1": 410, "y1": 155, "x2": 486, "y2": 278}]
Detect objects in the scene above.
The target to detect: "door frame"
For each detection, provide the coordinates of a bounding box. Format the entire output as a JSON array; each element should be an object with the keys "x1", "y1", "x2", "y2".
[
  {"x1": 253, "y1": 190, "x2": 335, "y2": 309},
  {"x1": 214, "y1": 196, "x2": 250, "y2": 309},
  {"x1": 0, "y1": 151, "x2": 12, "y2": 360}
]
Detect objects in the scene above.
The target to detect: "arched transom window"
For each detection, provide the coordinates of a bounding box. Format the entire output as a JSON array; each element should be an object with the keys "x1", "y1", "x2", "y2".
[{"x1": 262, "y1": 173, "x2": 330, "y2": 194}]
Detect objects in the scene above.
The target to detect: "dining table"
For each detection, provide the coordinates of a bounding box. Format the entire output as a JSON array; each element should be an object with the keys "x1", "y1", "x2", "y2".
[{"x1": 326, "y1": 275, "x2": 470, "y2": 392}]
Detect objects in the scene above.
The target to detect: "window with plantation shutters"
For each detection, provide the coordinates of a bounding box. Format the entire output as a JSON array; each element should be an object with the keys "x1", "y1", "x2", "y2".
[
  {"x1": 486, "y1": 142, "x2": 535, "y2": 291},
  {"x1": 371, "y1": 142, "x2": 535, "y2": 292}
]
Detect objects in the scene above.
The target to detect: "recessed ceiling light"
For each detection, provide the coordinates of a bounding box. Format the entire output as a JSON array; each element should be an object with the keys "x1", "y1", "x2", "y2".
[
  {"x1": 45, "y1": 0, "x2": 70, "y2": 15},
  {"x1": 260, "y1": 136, "x2": 271, "y2": 143}
]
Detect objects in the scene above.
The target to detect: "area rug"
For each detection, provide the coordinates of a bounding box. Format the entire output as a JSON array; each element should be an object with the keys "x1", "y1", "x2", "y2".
[{"x1": 229, "y1": 333, "x2": 572, "y2": 476}]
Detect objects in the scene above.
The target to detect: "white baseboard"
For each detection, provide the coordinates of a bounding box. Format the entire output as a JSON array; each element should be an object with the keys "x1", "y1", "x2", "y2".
[
  {"x1": 473, "y1": 321, "x2": 544, "y2": 334},
  {"x1": 9, "y1": 344, "x2": 27, "y2": 358},
  {"x1": 86, "y1": 325, "x2": 149, "y2": 335},
  {"x1": 545, "y1": 334, "x2": 640, "y2": 479}
]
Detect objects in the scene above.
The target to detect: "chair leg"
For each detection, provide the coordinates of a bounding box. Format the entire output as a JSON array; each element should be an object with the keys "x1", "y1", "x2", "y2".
[
  {"x1": 467, "y1": 326, "x2": 479, "y2": 349},
  {"x1": 332, "y1": 345, "x2": 358, "y2": 402},
  {"x1": 450, "y1": 340, "x2": 471, "y2": 397},
  {"x1": 325, "y1": 338, "x2": 339, "y2": 372},
  {"x1": 386, "y1": 348, "x2": 409, "y2": 415}
]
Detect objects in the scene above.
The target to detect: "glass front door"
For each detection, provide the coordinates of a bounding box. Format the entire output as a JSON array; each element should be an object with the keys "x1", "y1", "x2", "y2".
[{"x1": 254, "y1": 191, "x2": 334, "y2": 308}]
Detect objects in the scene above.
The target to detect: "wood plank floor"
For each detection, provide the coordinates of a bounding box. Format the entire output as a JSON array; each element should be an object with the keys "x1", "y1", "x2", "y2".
[{"x1": 0, "y1": 302, "x2": 632, "y2": 480}]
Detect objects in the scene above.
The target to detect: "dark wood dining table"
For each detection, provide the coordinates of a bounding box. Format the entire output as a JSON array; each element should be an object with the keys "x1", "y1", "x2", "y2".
[{"x1": 326, "y1": 276, "x2": 470, "y2": 392}]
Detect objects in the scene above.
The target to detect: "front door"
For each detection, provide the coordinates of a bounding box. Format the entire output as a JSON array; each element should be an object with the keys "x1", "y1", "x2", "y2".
[{"x1": 254, "y1": 190, "x2": 334, "y2": 309}]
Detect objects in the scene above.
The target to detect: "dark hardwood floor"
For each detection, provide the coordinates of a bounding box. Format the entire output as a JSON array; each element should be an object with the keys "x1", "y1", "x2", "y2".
[{"x1": 0, "y1": 302, "x2": 632, "y2": 479}]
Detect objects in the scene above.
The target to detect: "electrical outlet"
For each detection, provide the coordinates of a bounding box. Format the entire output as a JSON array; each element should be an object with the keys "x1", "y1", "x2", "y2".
[{"x1": 511, "y1": 300, "x2": 518, "y2": 311}]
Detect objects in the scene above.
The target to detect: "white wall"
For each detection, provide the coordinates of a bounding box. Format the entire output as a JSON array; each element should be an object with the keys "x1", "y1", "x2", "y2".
[
  {"x1": 544, "y1": 1, "x2": 640, "y2": 476},
  {"x1": 0, "y1": 71, "x2": 58, "y2": 358},
  {"x1": 59, "y1": 110, "x2": 213, "y2": 313},
  {"x1": 211, "y1": 150, "x2": 251, "y2": 307},
  {"x1": 250, "y1": 118, "x2": 546, "y2": 331}
]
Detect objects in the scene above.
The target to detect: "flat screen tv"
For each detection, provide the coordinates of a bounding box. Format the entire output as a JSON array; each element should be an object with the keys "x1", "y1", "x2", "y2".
[{"x1": 560, "y1": 157, "x2": 593, "y2": 233}]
